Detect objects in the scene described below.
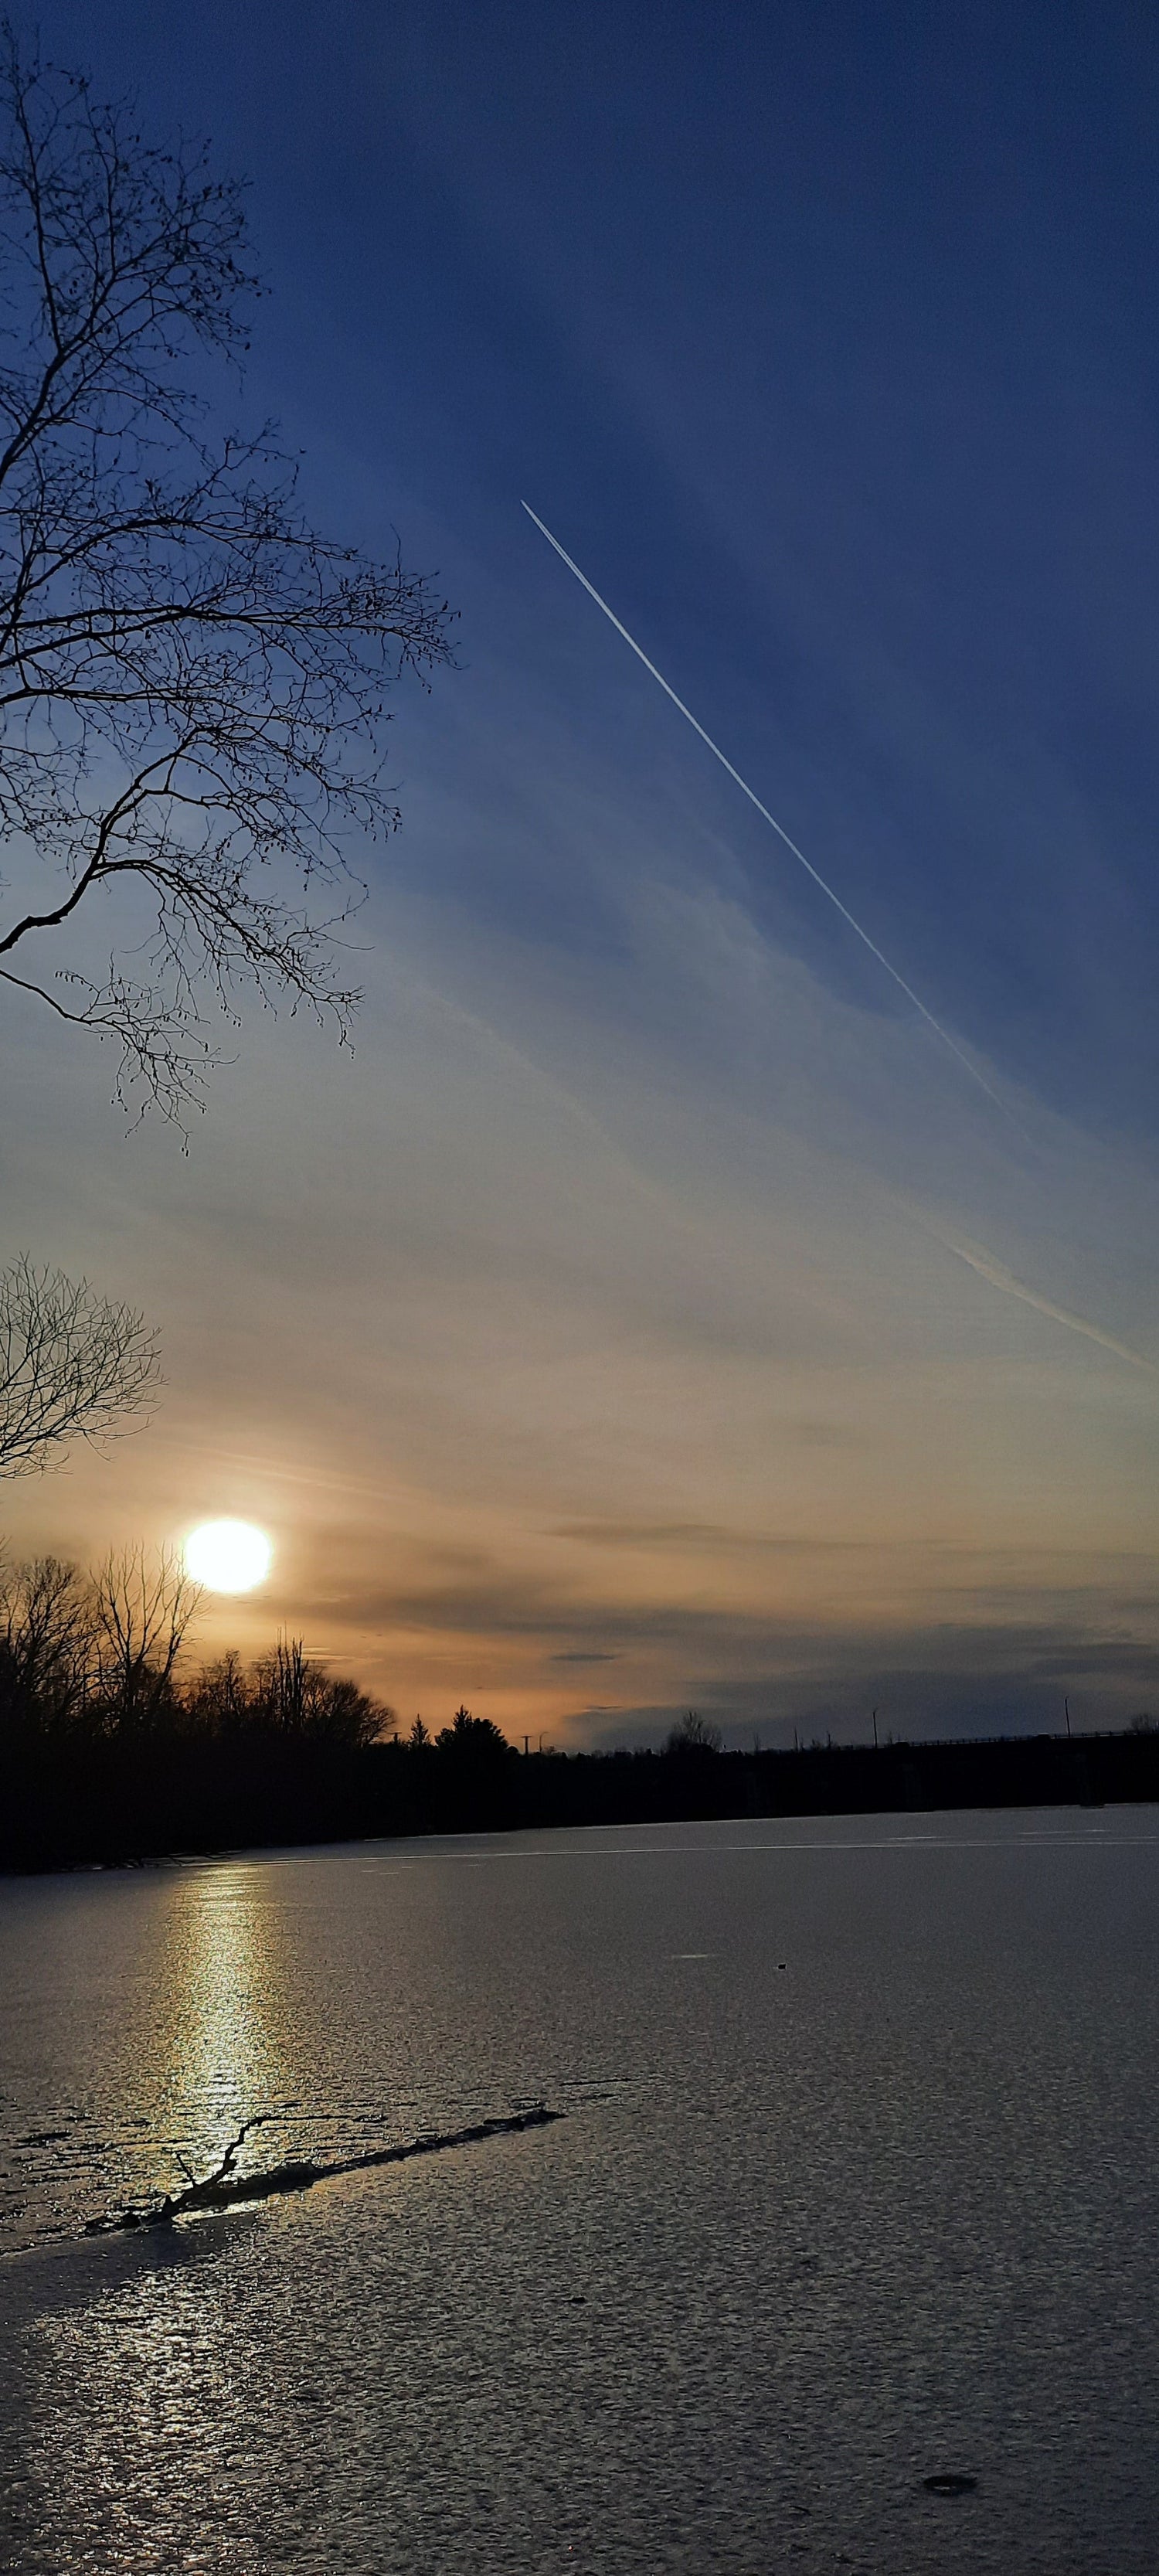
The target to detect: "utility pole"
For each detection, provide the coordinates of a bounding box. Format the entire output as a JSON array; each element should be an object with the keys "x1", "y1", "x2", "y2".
[
  {"x1": 872, "y1": 1707, "x2": 879, "y2": 1750},
  {"x1": 523, "y1": 1734, "x2": 530, "y2": 1757},
  {"x1": 1065, "y1": 1696, "x2": 1072, "y2": 1741}
]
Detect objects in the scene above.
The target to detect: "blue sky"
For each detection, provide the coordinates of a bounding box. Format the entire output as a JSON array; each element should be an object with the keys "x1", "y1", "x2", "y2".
[
  {"x1": 141, "y1": 0, "x2": 1159, "y2": 1128},
  {"x1": 3, "y1": 0, "x2": 1157, "y2": 1739}
]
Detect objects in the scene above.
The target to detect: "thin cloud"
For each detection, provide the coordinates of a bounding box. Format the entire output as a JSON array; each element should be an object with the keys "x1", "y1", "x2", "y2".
[
  {"x1": 550, "y1": 1520, "x2": 875, "y2": 1553},
  {"x1": 941, "y1": 1232, "x2": 1157, "y2": 1373}
]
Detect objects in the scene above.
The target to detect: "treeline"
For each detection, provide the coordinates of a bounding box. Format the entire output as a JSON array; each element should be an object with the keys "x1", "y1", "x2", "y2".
[
  {"x1": 0, "y1": 1548, "x2": 516, "y2": 1866},
  {"x1": 4, "y1": 1554, "x2": 1159, "y2": 1872},
  {"x1": 0, "y1": 1552, "x2": 393, "y2": 1751}
]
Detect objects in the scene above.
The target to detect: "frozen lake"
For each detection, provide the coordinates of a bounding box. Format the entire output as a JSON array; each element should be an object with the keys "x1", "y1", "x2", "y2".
[{"x1": 2, "y1": 1809, "x2": 1157, "y2": 2571}]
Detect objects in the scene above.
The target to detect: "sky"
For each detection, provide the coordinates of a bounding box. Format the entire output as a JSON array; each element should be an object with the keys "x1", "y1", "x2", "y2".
[{"x1": 2, "y1": 0, "x2": 1158, "y2": 1744}]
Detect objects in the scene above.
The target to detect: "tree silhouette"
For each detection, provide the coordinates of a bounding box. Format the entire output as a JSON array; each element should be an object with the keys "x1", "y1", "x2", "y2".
[
  {"x1": 251, "y1": 1634, "x2": 394, "y2": 1746},
  {"x1": 89, "y1": 1543, "x2": 199, "y2": 1733},
  {"x1": 0, "y1": 1549, "x2": 90, "y2": 1733},
  {"x1": 0, "y1": 1252, "x2": 158, "y2": 1475},
  {"x1": 0, "y1": 1548, "x2": 401, "y2": 1759},
  {"x1": 0, "y1": 29, "x2": 455, "y2": 1124},
  {"x1": 664, "y1": 1708, "x2": 724, "y2": 1754},
  {"x1": 435, "y1": 1703, "x2": 512, "y2": 1758}
]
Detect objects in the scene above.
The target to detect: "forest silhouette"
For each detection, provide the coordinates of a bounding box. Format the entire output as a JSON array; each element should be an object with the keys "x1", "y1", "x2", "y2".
[{"x1": 2, "y1": 1549, "x2": 1157, "y2": 1871}]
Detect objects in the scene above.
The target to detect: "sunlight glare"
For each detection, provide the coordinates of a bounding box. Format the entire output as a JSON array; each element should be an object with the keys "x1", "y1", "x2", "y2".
[{"x1": 185, "y1": 1519, "x2": 273, "y2": 1593}]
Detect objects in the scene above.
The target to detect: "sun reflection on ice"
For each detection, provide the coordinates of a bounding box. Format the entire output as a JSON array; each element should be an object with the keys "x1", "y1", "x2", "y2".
[{"x1": 159, "y1": 1868, "x2": 294, "y2": 2188}]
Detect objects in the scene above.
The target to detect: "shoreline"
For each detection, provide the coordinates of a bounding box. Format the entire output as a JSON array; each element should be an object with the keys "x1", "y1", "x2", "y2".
[{"x1": 2, "y1": 1724, "x2": 1157, "y2": 1875}]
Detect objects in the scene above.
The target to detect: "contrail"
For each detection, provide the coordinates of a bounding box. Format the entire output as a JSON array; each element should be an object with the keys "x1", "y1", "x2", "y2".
[
  {"x1": 941, "y1": 1232, "x2": 1157, "y2": 1373},
  {"x1": 522, "y1": 501, "x2": 1006, "y2": 1114}
]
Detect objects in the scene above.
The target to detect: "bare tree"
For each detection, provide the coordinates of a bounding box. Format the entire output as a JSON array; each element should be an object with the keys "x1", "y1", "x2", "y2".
[
  {"x1": 0, "y1": 1547, "x2": 93, "y2": 1730},
  {"x1": 0, "y1": 29, "x2": 455, "y2": 1124},
  {"x1": 90, "y1": 1541, "x2": 199, "y2": 1730},
  {"x1": 182, "y1": 1644, "x2": 250, "y2": 1734},
  {"x1": 664, "y1": 1709, "x2": 723, "y2": 1754},
  {"x1": 0, "y1": 1251, "x2": 158, "y2": 1475},
  {"x1": 253, "y1": 1632, "x2": 393, "y2": 1747}
]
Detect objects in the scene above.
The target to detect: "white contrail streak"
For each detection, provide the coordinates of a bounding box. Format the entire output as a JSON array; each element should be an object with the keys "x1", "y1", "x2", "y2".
[
  {"x1": 522, "y1": 501, "x2": 1006, "y2": 1114},
  {"x1": 941, "y1": 1232, "x2": 1157, "y2": 1373}
]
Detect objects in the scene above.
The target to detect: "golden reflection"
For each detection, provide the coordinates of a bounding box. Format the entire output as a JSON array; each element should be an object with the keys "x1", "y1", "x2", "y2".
[{"x1": 157, "y1": 1866, "x2": 293, "y2": 2186}]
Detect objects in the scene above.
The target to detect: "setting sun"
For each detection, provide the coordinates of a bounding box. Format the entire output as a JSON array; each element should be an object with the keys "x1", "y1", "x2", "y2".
[{"x1": 185, "y1": 1519, "x2": 273, "y2": 1594}]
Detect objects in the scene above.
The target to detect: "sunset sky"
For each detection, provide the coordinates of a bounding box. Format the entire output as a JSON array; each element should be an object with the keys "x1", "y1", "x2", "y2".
[{"x1": 3, "y1": 0, "x2": 1157, "y2": 1744}]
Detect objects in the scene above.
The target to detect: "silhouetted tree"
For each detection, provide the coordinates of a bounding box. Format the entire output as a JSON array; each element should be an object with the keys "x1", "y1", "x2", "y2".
[
  {"x1": 251, "y1": 1635, "x2": 393, "y2": 1747},
  {"x1": 434, "y1": 1703, "x2": 511, "y2": 1758},
  {"x1": 664, "y1": 1709, "x2": 723, "y2": 1754},
  {"x1": 252, "y1": 1635, "x2": 309, "y2": 1734},
  {"x1": 0, "y1": 1549, "x2": 91, "y2": 1735},
  {"x1": 0, "y1": 29, "x2": 455, "y2": 1123},
  {"x1": 182, "y1": 1646, "x2": 250, "y2": 1736},
  {"x1": 0, "y1": 1254, "x2": 158, "y2": 1475},
  {"x1": 89, "y1": 1543, "x2": 198, "y2": 1733}
]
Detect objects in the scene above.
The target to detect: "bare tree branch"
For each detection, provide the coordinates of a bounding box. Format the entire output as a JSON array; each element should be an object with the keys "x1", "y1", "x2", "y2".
[
  {"x1": 0, "y1": 1547, "x2": 91, "y2": 1724},
  {"x1": 0, "y1": 26, "x2": 457, "y2": 1125},
  {"x1": 89, "y1": 1541, "x2": 199, "y2": 1728},
  {"x1": 0, "y1": 1251, "x2": 159, "y2": 1475}
]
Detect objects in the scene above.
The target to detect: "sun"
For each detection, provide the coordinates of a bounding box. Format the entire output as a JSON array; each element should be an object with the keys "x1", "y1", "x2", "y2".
[{"x1": 185, "y1": 1519, "x2": 273, "y2": 1594}]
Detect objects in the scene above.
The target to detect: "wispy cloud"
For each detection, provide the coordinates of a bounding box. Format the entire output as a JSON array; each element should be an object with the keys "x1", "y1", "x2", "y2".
[
  {"x1": 939, "y1": 1233, "x2": 1157, "y2": 1373},
  {"x1": 550, "y1": 1521, "x2": 874, "y2": 1553}
]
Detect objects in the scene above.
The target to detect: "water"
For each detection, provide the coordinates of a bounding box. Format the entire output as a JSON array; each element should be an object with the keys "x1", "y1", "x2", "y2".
[{"x1": 2, "y1": 1808, "x2": 1158, "y2": 2571}]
